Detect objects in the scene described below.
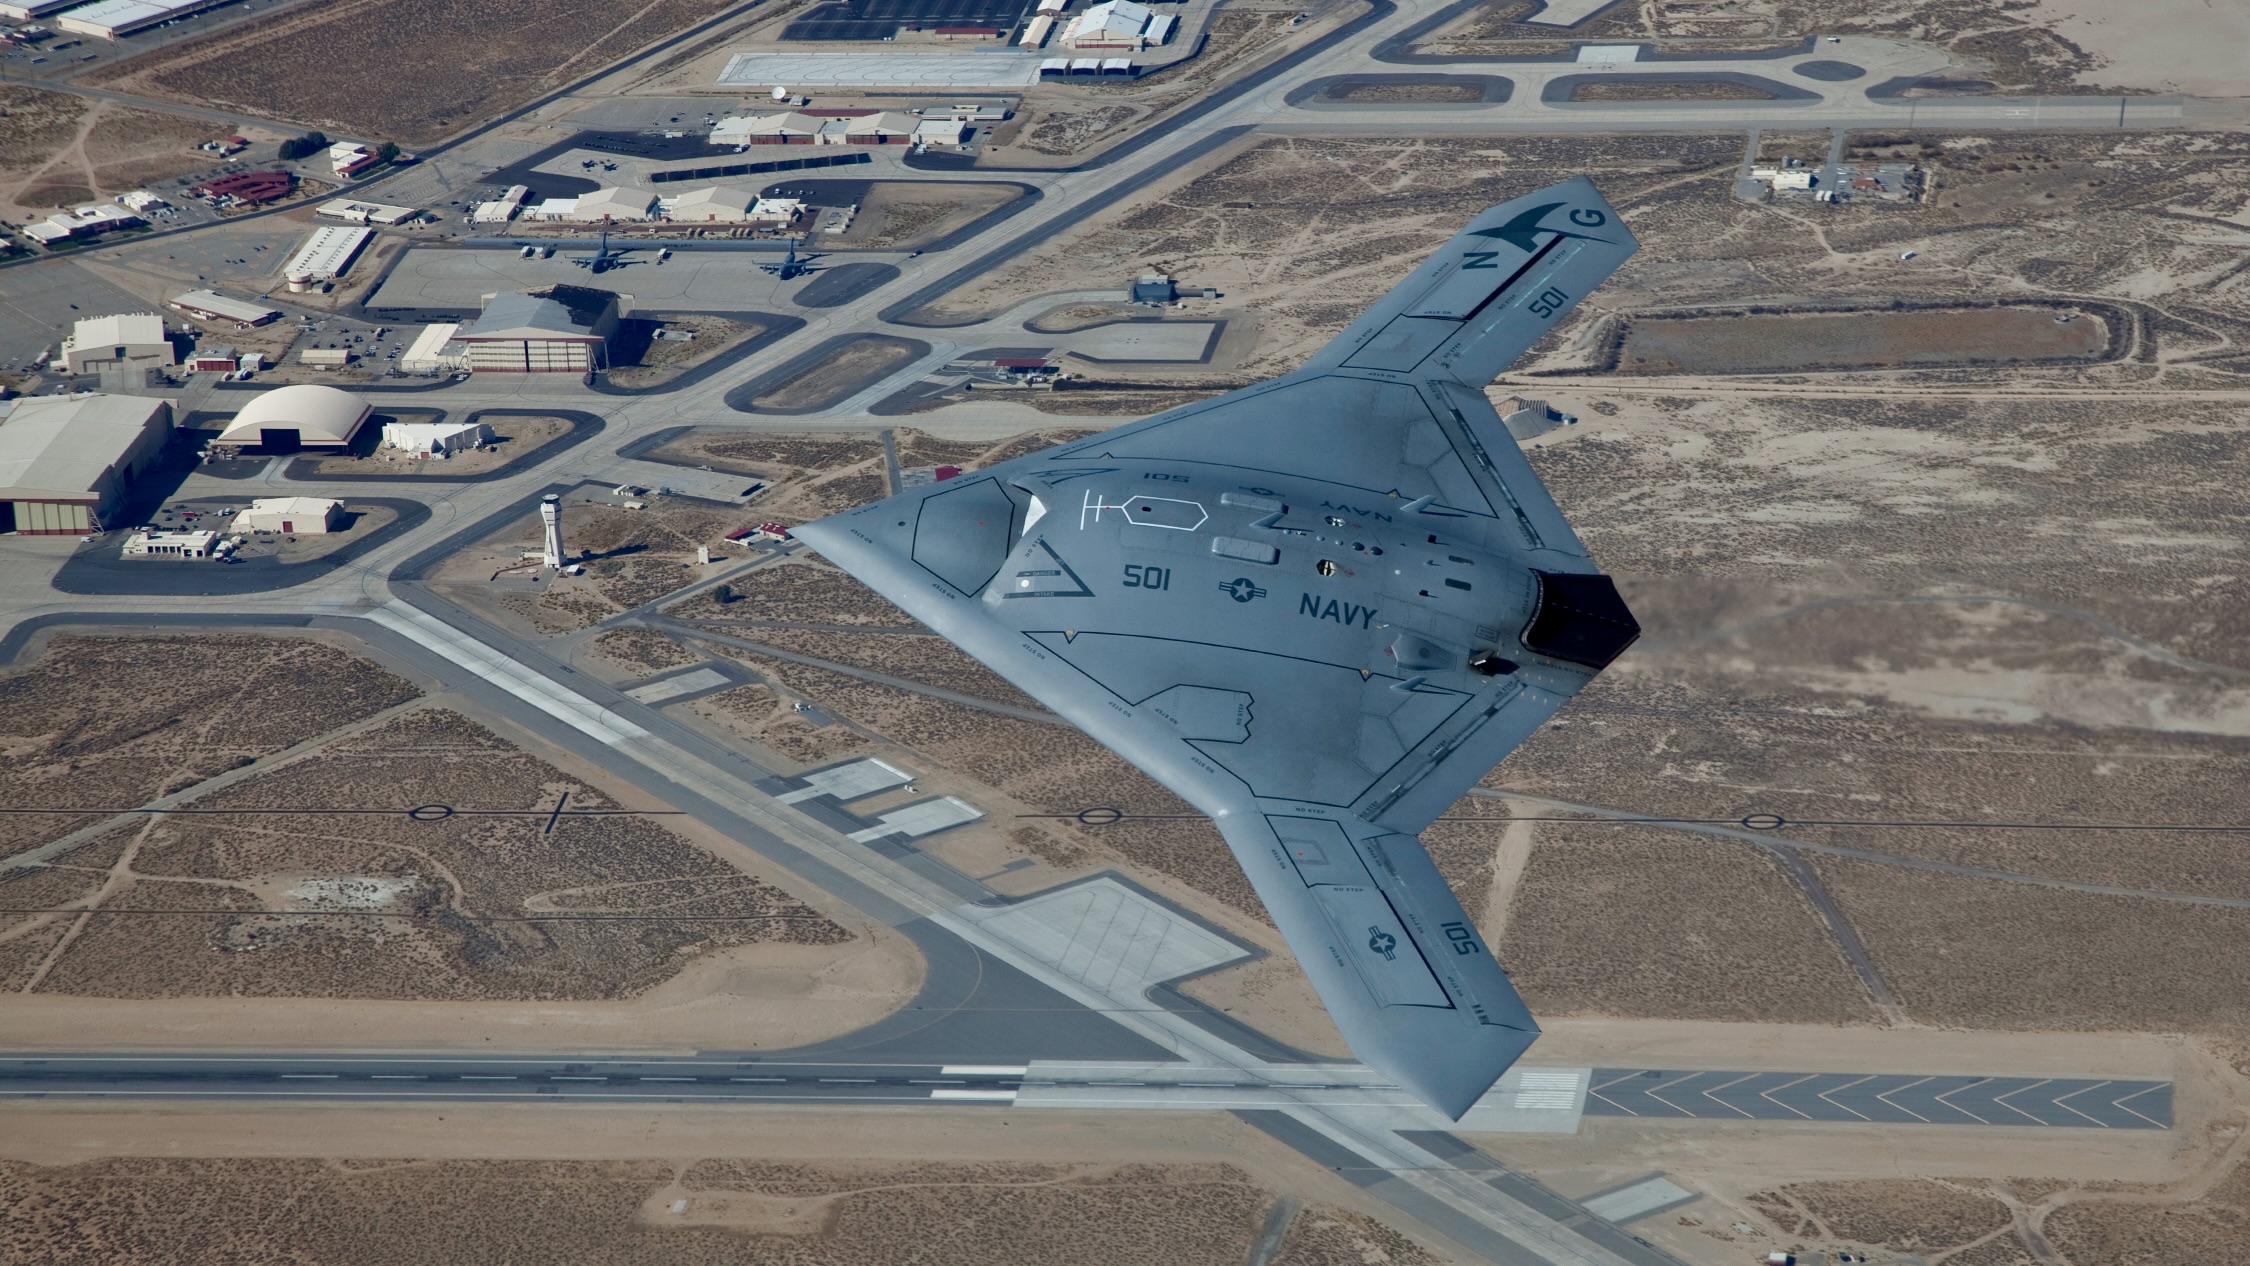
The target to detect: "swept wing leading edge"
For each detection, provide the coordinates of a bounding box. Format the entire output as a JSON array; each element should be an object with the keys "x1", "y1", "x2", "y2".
[{"x1": 794, "y1": 177, "x2": 1640, "y2": 1118}]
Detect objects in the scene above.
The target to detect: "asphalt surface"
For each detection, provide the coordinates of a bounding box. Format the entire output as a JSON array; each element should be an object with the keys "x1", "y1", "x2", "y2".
[
  {"x1": 0, "y1": 1050, "x2": 2169, "y2": 1133},
  {"x1": 0, "y1": 1055, "x2": 1033, "y2": 1105},
  {"x1": 1586, "y1": 1069, "x2": 2172, "y2": 1129}
]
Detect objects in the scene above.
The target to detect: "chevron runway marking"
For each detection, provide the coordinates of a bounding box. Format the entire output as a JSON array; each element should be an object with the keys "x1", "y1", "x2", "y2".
[{"x1": 1583, "y1": 1070, "x2": 2171, "y2": 1129}]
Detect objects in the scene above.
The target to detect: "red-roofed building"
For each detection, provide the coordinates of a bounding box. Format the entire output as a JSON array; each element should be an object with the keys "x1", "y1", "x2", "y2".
[{"x1": 194, "y1": 169, "x2": 295, "y2": 205}]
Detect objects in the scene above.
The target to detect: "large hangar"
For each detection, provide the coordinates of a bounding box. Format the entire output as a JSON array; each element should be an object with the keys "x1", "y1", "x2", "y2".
[
  {"x1": 215, "y1": 385, "x2": 373, "y2": 452},
  {"x1": 0, "y1": 393, "x2": 173, "y2": 534},
  {"x1": 458, "y1": 286, "x2": 620, "y2": 373}
]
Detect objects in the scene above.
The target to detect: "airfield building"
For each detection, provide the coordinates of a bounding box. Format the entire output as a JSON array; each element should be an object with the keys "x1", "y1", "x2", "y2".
[
  {"x1": 471, "y1": 185, "x2": 531, "y2": 224},
  {"x1": 317, "y1": 199, "x2": 419, "y2": 225},
  {"x1": 664, "y1": 186, "x2": 756, "y2": 222},
  {"x1": 664, "y1": 186, "x2": 760, "y2": 222},
  {"x1": 282, "y1": 226, "x2": 373, "y2": 289},
  {"x1": 22, "y1": 203, "x2": 142, "y2": 246},
  {"x1": 1061, "y1": 0, "x2": 1152, "y2": 48},
  {"x1": 568, "y1": 187, "x2": 659, "y2": 222},
  {"x1": 382, "y1": 419, "x2": 492, "y2": 455},
  {"x1": 193, "y1": 168, "x2": 294, "y2": 206},
  {"x1": 0, "y1": 393, "x2": 173, "y2": 534},
  {"x1": 836, "y1": 112, "x2": 917, "y2": 143},
  {"x1": 122, "y1": 528, "x2": 220, "y2": 558},
  {"x1": 214, "y1": 384, "x2": 373, "y2": 451},
  {"x1": 399, "y1": 323, "x2": 469, "y2": 373},
  {"x1": 663, "y1": 188, "x2": 800, "y2": 226},
  {"x1": 457, "y1": 286, "x2": 619, "y2": 373},
  {"x1": 914, "y1": 119, "x2": 971, "y2": 147},
  {"x1": 231, "y1": 497, "x2": 345, "y2": 534},
  {"x1": 170, "y1": 289, "x2": 281, "y2": 328},
  {"x1": 57, "y1": 313, "x2": 174, "y2": 376},
  {"x1": 709, "y1": 112, "x2": 823, "y2": 145}
]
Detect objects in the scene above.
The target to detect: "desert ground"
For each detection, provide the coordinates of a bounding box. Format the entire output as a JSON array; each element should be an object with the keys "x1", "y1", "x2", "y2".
[
  {"x1": 0, "y1": 87, "x2": 228, "y2": 217},
  {"x1": 83, "y1": 0, "x2": 760, "y2": 145},
  {"x1": 827, "y1": 183, "x2": 1025, "y2": 251},
  {"x1": 0, "y1": 1106, "x2": 1465, "y2": 1266},
  {"x1": 432, "y1": 494, "x2": 768, "y2": 638},
  {"x1": 1422, "y1": 0, "x2": 2188, "y2": 95},
  {"x1": 912, "y1": 129, "x2": 2250, "y2": 395},
  {"x1": 606, "y1": 315, "x2": 766, "y2": 390},
  {"x1": 0, "y1": 633, "x2": 915, "y2": 1051}
]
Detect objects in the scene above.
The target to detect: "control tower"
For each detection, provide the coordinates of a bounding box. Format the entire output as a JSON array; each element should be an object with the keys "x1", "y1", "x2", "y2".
[{"x1": 539, "y1": 494, "x2": 565, "y2": 569}]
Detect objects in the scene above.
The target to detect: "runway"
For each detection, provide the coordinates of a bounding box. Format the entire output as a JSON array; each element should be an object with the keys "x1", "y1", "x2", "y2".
[
  {"x1": 0, "y1": 1054, "x2": 2173, "y2": 1131},
  {"x1": 0, "y1": 1055, "x2": 1031, "y2": 1105}
]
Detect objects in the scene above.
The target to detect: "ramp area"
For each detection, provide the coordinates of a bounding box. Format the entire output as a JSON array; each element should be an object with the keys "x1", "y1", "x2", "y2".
[{"x1": 958, "y1": 877, "x2": 1248, "y2": 1000}]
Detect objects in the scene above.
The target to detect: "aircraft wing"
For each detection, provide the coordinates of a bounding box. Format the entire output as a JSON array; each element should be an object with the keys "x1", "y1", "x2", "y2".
[{"x1": 792, "y1": 177, "x2": 1639, "y2": 1117}]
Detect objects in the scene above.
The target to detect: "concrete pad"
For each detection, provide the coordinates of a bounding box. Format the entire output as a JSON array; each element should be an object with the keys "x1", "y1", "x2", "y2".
[
  {"x1": 848, "y1": 795, "x2": 983, "y2": 842},
  {"x1": 623, "y1": 666, "x2": 731, "y2": 703},
  {"x1": 1523, "y1": 0, "x2": 1616, "y2": 24},
  {"x1": 1576, "y1": 44, "x2": 1639, "y2": 63},
  {"x1": 1581, "y1": 1175, "x2": 1697, "y2": 1223},
  {"x1": 961, "y1": 877, "x2": 1247, "y2": 998},
  {"x1": 1067, "y1": 321, "x2": 1219, "y2": 362},
  {"x1": 718, "y1": 51, "x2": 1044, "y2": 88},
  {"x1": 596, "y1": 459, "x2": 766, "y2": 503},
  {"x1": 778, "y1": 756, "x2": 913, "y2": 804}
]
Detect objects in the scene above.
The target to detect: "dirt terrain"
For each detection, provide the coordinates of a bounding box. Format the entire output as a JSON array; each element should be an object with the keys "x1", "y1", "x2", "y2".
[
  {"x1": 1731, "y1": 1160, "x2": 2250, "y2": 1266},
  {"x1": 1497, "y1": 825, "x2": 1874, "y2": 1024},
  {"x1": 589, "y1": 628, "x2": 707, "y2": 674},
  {"x1": 917, "y1": 129, "x2": 2250, "y2": 392},
  {"x1": 830, "y1": 183, "x2": 1021, "y2": 251},
  {"x1": 0, "y1": 1104, "x2": 1471, "y2": 1266},
  {"x1": 1569, "y1": 79, "x2": 1778, "y2": 101},
  {"x1": 0, "y1": 89, "x2": 217, "y2": 214},
  {"x1": 643, "y1": 431, "x2": 891, "y2": 526},
  {"x1": 1321, "y1": 81, "x2": 1484, "y2": 104},
  {"x1": 87, "y1": 0, "x2": 750, "y2": 144},
  {"x1": 1426, "y1": 0, "x2": 2132, "y2": 94},
  {"x1": 917, "y1": 133, "x2": 1745, "y2": 374},
  {"x1": 671, "y1": 558, "x2": 910, "y2": 626},
  {"x1": 437, "y1": 495, "x2": 764, "y2": 637},
  {"x1": 0, "y1": 1157, "x2": 1280, "y2": 1265},
  {"x1": 1616, "y1": 305, "x2": 2111, "y2": 374},
  {"x1": 753, "y1": 337, "x2": 922, "y2": 412},
  {"x1": 0, "y1": 634, "x2": 421, "y2": 860},
  {"x1": 605, "y1": 316, "x2": 762, "y2": 389},
  {"x1": 3, "y1": 705, "x2": 850, "y2": 1001}
]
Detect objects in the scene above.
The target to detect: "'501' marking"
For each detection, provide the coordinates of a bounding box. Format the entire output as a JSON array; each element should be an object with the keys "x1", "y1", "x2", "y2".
[{"x1": 1440, "y1": 921, "x2": 1482, "y2": 955}]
